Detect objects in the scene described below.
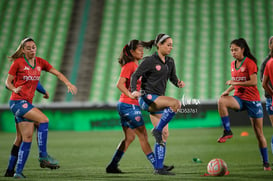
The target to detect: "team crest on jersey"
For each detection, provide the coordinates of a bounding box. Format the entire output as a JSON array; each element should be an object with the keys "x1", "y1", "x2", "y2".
[
  {"x1": 36, "y1": 66, "x2": 41, "y2": 72},
  {"x1": 240, "y1": 67, "x2": 245, "y2": 72},
  {"x1": 155, "y1": 65, "x2": 161, "y2": 71},
  {"x1": 135, "y1": 116, "x2": 141, "y2": 122},
  {"x1": 23, "y1": 66, "x2": 30, "y2": 71}
]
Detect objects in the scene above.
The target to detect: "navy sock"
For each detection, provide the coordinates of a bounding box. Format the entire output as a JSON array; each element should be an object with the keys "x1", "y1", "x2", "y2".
[
  {"x1": 7, "y1": 145, "x2": 20, "y2": 171},
  {"x1": 156, "y1": 107, "x2": 175, "y2": 131},
  {"x1": 154, "y1": 143, "x2": 165, "y2": 169},
  {"x1": 146, "y1": 152, "x2": 156, "y2": 169},
  {"x1": 271, "y1": 136, "x2": 273, "y2": 154},
  {"x1": 38, "y1": 122, "x2": 48, "y2": 157},
  {"x1": 259, "y1": 147, "x2": 269, "y2": 164},
  {"x1": 109, "y1": 150, "x2": 124, "y2": 167},
  {"x1": 16, "y1": 142, "x2": 31, "y2": 174},
  {"x1": 221, "y1": 116, "x2": 231, "y2": 131}
]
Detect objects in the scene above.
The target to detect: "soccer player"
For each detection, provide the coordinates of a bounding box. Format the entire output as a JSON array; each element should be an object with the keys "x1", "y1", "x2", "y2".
[
  {"x1": 5, "y1": 37, "x2": 77, "y2": 178},
  {"x1": 106, "y1": 40, "x2": 173, "y2": 175},
  {"x1": 4, "y1": 82, "x2": 49, "y2": 177},
  {"x1": 217, "y1": 38, "x2": 271, "y2": 170},
  {"x1": 260, "y1": 36, "x2": 273, "y2": 155},
  {"x1": 130, "y1": 34, "x2": 185, "y2": 175}
]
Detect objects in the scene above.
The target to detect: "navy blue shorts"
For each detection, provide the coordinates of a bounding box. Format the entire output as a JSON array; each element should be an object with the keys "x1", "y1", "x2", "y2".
[
  {"x1": 233, "y1": 96, "x2": 263, "y2": 118},
  {"x1": 138, "y1": 94, "x2": 164, "y2": 114},
  {"x1": 117, "y1": 102, "x2": 144, "y2": 129},
  {"x1": 9, "y1": 100, "x2": 34, "y2": 123},
  {"x1": 265, "y1": 97, "x2": 273, "y2": 115}
]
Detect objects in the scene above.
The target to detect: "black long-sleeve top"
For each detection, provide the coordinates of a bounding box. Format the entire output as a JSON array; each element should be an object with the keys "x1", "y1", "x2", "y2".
[
  {"x1": 130, "y1": 52, "x2": 179, "y2": 96},
  {"x1": 260, "y1": 54, "x2": 272, "y2": 98}
]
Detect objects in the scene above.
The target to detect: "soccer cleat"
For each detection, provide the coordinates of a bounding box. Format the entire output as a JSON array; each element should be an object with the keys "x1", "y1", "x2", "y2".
[
  {"x1": 106, "y1": 165, "x2": 123, "y2": 173},
  {"x1": 152, "y1": 129, "x2": 164, "y2": 146},
  {"x1": 163, "y1": 164, "x2": 174, "y2": 171},
  {"x1": 263, "y1": 163, "x2": 271, "y2": 171},
  {"x1": 13, "y1": 173, "x2": 26, "y2": 179},
  {"x1": 154, "y1": 168, "x2": 175, "y2": 175},
  {"x1": 4, "y1": 169, "x2": 14, "y2": 177},
  {"x1": 217, "y1": 130, "x2": 233, "y2": 143},
  {"x1": 39, "y1": 155, "x2": 60, "y2": 169}
]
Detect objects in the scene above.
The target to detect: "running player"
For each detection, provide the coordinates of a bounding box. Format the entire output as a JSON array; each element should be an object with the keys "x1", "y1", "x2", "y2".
[
  {"x1": 5, "y1": 37, "x2": 77, "y2": 178},
  {"x1": 4, "y1": 82, "x2": 49, "y2": 177},
  {"x1": 217, "y1": 38, "x2": 270, "y2": 170},
  {"x1": 260, "y1": 36, "x2": 273, "y2": 155},
  {"x1": 130, "y1": 33, "x2": 185, "y2": 175},
  {"x1": 106, "y1": 40, "x2": 173, "y2": 175}
]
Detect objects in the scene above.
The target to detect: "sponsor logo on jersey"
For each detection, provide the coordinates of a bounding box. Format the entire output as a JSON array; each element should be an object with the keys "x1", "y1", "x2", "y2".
[
  {"x1": 23, "y1": 75, "x2": 40, "y2": 81},
  {"x1": 232, "y1": 76, "x2": 247, "y2": 81},
  {"x1": 155, "y1": 65, "x2": 161, "y2": 71}
]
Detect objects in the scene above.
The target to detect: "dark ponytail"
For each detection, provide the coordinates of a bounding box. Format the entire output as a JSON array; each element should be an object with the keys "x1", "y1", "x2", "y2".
[
  {"x1": 141, "y1": 33, "x2": 171, "y2": 50},
  {"x1": 269, "y1": 36, "x2": 273, "y2": 58},
  {"x1": 118, "y1": 40, "x2": 140, "y2": 66},
  {"x1": 230, "y1": 38, "x2": 257, "y2": 66}
]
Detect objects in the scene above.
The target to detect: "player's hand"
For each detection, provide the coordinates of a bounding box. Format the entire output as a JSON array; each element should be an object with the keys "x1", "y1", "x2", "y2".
[
  {"x1": 177, "y1": 80, "x2": 185, "y2": 88},
  {"x1": 131, "y1": 91, "x2": 141, "y2": 98},
  {"x1": 12, "y1": 86, "x2": 22, "y2": 94},
  {"x1": 225, "y1": 80, "x2": 233, "y2": 85},
  {"x1": 67, "y1": 83, "x2": 77, "y2": 95},
  {"x1": 43, "y1": 92, "x2": 49, "y2": 99}
]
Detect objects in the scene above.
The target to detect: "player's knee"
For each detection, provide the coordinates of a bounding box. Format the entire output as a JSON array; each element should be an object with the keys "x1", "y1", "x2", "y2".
[
  {"x1": 38, "y1": 117, "x2": 49, "y2": 123},
  {"x1": 170, "y1": 99, "x2": 181, "y2": 112},
  {"x1": 22, "y1": 134, "x2": 33, "y2": 142}
]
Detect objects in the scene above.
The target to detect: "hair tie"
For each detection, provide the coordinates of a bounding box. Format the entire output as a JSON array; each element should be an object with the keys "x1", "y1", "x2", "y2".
[{"x1": 123, "y1": 44, "x2": 129, "y2": 56}]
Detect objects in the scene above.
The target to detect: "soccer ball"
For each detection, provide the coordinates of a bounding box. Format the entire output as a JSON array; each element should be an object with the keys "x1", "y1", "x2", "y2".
[{"x1": 207, "y1": 158, "x2": 228, "y2": 176}]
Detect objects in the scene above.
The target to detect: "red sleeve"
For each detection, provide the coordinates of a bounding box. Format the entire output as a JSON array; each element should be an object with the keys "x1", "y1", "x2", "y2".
[
  {"x1": 247, "y1": 59, "x2": 257, "y2": 75},
  {"x1": 38, "y1": 57, "x2": 53, "y2": 71},
  {"x1": 8, "y1": 61, "x2": 19, "y2": 76},
  {"x1": 120, "y1": 63, "x2": 133, "y2": 79}
]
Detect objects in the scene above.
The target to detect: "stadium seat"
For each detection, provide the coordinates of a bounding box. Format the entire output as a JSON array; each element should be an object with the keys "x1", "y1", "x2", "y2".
[{"x1": 0, "y1": 0, "x2": 73, "y2": 104}]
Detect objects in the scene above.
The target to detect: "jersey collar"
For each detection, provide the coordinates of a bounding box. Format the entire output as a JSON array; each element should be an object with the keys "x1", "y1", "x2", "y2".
[
  {"x1": 24, "y1": 55, "x2": 36, "y2": 69},
  {"x1": 235, "y1": 57, "x2": 246, "y2": 70}
]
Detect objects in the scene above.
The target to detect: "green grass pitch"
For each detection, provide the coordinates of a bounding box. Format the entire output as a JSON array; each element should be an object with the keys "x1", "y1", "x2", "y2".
[{"x1": 1, "y1": 126, "x2": 273, "y2": 180}]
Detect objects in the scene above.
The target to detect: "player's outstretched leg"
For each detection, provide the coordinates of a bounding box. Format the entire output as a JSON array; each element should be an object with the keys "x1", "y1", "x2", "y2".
[
  {"x1": 39, "y1": 154, "x2": 60, "y2": 169},
  {"x1": 217, "y1": 130, "x2": 233, "y2": 143}
]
